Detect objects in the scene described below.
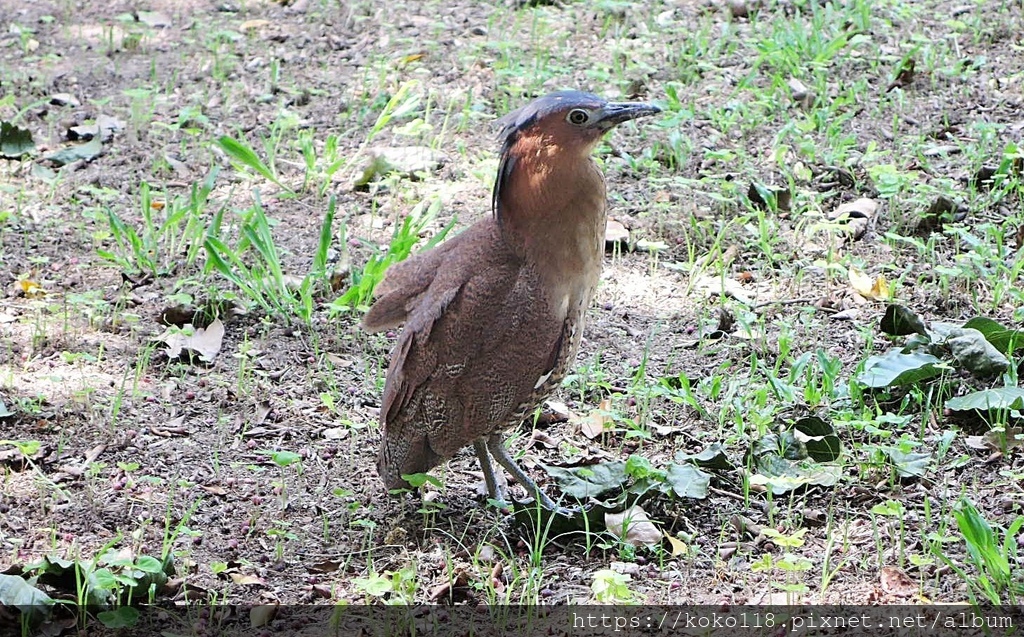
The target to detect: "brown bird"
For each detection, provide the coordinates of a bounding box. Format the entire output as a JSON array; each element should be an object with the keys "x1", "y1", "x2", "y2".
[{"x1": 362, "y1": 91, "x2": 660, "y2": 510}]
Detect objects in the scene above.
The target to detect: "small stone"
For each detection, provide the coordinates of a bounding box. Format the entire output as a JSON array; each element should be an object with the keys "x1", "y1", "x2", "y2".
[{"x1": 50, "y1": 93, "x2": 81, "y2": 107}]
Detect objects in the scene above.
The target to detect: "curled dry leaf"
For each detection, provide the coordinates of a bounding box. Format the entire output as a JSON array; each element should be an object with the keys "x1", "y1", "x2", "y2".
[
  {"x1": 829, "y1": 197, "x2": 877, "y2": 241},
  {"x1": 849, "y1": 268, "x2": 890, "y2": 301},
  {"x1": 605, "y1": 218, "x2": 630, "y2": 245},
  {"x1": 249, "y1": 604, "x2": 278, "y2": 628},
  {"x1": 540, "y1": 399, "x2": 572, "y2": 425},
  {"x1": 787, "y1": 77, "x2": 815, "y2": 109},
  {"x1": 605, "y1": 505, "x2": 663, "y2": 547}
]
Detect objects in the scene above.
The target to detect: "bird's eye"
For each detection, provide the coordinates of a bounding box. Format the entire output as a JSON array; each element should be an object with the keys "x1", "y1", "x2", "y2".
[{"x1": 567, "y1": 109, "x2": 590, "y2": 125}]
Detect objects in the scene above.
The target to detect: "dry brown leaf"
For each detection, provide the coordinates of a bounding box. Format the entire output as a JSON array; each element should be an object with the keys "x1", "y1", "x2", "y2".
[
  {"x1": 829, "y1": 197, "x2": 878, "y2": 240},
  {"x1": 528, "y1": 429, "x2": 560, "y2": 449},
  {"x1": 605, "y1": 505, "x2": 663, "y2": 547},
  {"x1": 579, "y1": 399, "x2": 613, "y2": 439},
  {"x1": 666, "y1": 535, "x2": 688, "y2": 556},
  {"x1": 605, "y1": 218, "x2": 630, "y2": 245},
  {"x1": 250, "y1": 604, "x2": 278, "y2": 628},
  {"x1": 240, "y1": 19, "x2": 272, "y2": 31},
  {"x1": 156, "y1": 318, "x2": 225, "y2": 363},
  {"x1": 879, "y1": 566, "x2": 916, "y2": 597},
  {"x1": 151, "y1": 414, "x2": 188, "y2": 437},
  {"x1": 229, "y1": 572, "x2": 265, "y2": 586},
  {"x1": 787, "y1": 77, "x2": 814, "y2": 109},
  {"x1": 322, "y1": 426, "x2": 350, "y2": 440},
  {"x1": 966, "y1": 428, "x2": 1023, "y2": 451}
]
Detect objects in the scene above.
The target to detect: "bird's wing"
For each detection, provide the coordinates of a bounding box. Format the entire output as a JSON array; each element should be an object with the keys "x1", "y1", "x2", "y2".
[
  {"x1": 361, "y1": 243, "x2": 447, "y2": 333},
  {"x1": 377, "y1": 231, "x2": 565, "y2": 486}
]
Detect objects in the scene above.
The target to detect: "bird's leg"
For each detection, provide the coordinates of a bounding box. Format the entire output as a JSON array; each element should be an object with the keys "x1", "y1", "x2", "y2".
[
  {"x1": 485, "y1": 433, "x2": 565, "y2": 512},
  {"x1": 473, "y1": 437, "x2": 507, "y2": 505}
]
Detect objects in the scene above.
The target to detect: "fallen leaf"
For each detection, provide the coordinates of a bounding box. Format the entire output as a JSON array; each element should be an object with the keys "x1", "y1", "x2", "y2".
[
  {"x1": 879, "y1": 566, "x2": 916, "y2": 597},
  {"x1": 965, "y1": 428, "x2": 1023, "y2": 451},
  {"x1": 49, "y1": 93, "x2": 81, "y2": 107},
  {"x1": 605, "y1": 218, "x2": 630, "y2": 245},
  {"x1": 829, "y1": 197, "x2": 877, "y2": 240},
  {"x1": 528, "y1": 429, "x2": 560, "y2": 449},
  {"x1": 229, "y1": 572, "x2": 265, "y2": 586},
  {"x1": 605, "y1": 505, "x2": 662, "y2": 547},
  {"x1": 666, "y1": 535, "x2": 688, "y2": 556},
  {"x1": 579, "y1": 399, "x2": 613, "y2": 439},
  {"x1": 322, "y1": 426, "x2": 349, "y2": 440},
  {"x1": 136, "y1": 10, "x2": 172, "y2": 28},
  {"x1": 0, "y1": 121, "x2": 35, "y2": 159},
  {"x1": 239, "y1": 19, "x2": 271, "y2": 31},
  {"x1": 849, "y1": 268, "x2": 889, "y2": 300},
  {"x1": 250, "y1": 604, "x2": 278, "y2": 628},
  {"x1": 43, "y1": 136, "x2": 103, "y2": 166},
  {"x1": 787, "y1": 77, "x2": 814, "y2": 109},
  {"x1": 156, "y1": 319, "x2": 225, "y2": 363},
  {"x1": 352, "y1": 146, "x2": 443, "y2": 187},
  {"x1": 68, "y1": 114, "x2": 125, "y2": 142}
]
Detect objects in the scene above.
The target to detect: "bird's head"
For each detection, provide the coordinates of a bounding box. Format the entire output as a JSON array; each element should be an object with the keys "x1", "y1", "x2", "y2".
[{"x1": 492, "y1": 91, "x2": 661, "y2": 216}]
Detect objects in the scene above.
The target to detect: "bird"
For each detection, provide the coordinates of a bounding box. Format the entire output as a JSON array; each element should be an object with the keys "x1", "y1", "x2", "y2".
[{"x1": 361, "y1": 91, "x2": 660, "y2": 511}]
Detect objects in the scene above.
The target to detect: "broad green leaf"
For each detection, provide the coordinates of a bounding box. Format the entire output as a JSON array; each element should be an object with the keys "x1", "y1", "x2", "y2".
[
  {"x1": 674, "y1": 442, "x2": 733, "y2": 470},
  {"x1": 624, "y1": 454, "x2": 664, "y2": 481},
  {"x1": 0, "y1": 573, "x2": 54, "y2": 621},
  {"x1": 944, "y1": 327, "x2": 1009, "y2": 377},
  {"x1": 42, "y1": 136, "x2": 102, "y2": 166},
  {"x1": 0, "y1": 121, "x2": 35, "y2": 158},
  {"x1": 884, "y1": 449, "x2": 932, "y2": 478},
  {"x1": 749, "y1": 429, "x2": 841, "y2": 495},
  {"x1": 664, "y1": 463, "x2": 710, "y2": 499},
  {"x1": 268, "y1": 450, "x2": 300, "y2": 468},
  {"x1": 792, "y1": 416, "x2": 843, "y2": 462},
  {"x1": 354, "y1": 573, "x2": 392, "y2": 597},
  {"x1": 946, "y1": 387, "x2": 1024, "y2": 412},
  {"x1": 134, "y1": 555, "x2": 164, "y2": 574},
  {"x1": 540, "y1": 461, "x2": 627, "y2": 499},
  {"x1": 962, "y1": 317, "x2": 1024, "y2": 354},
  {"x1": 216, "y1": 135, "x2": 287, "y2": 190},
  {"x1": 857, "y1": 349, "x2": 944, "y2": 388},
  {"x1": 98, "y1": 606, "x2": 140, "y2": 628},
  {"x1": 880, "y1": 304, "x2": 928, "y2": 336}
]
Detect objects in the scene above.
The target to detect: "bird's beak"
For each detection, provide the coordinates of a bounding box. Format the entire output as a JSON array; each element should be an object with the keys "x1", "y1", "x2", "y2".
[{"x1": 593, "y1": 101, "x2": 662, "y2": 129}]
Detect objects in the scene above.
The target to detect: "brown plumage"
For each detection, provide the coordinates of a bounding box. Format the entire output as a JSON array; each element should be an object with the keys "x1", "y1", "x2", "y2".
[{"x1": 362, "y1": 91, "x2": 660, "y2": 510}]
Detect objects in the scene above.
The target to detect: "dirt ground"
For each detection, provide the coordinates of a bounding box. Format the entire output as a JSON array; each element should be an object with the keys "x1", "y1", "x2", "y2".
[{"x1": 1, "y1": 0, "x2": 1023, "y2": 617}]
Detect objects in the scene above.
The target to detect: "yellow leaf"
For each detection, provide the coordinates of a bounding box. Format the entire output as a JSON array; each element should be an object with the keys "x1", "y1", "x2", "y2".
[
  {"x1": 666, "y1": 535, "x2": 688, "y2": 556},
  {"x1": 240, "y1": 19, "x2": 271, "y2": 31},
  {"x1": 849, "y1": 268, "x2": 889, "y2": 300},
  {"x1": 401, "y1": 52, "x2": 425, "y2": 64},
  {"x1": 19, "y1": 279, "x2": 44, "y2": 297},
  {"x1": 870, "y1": 274, "x2": 890, "y2": 299}
]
